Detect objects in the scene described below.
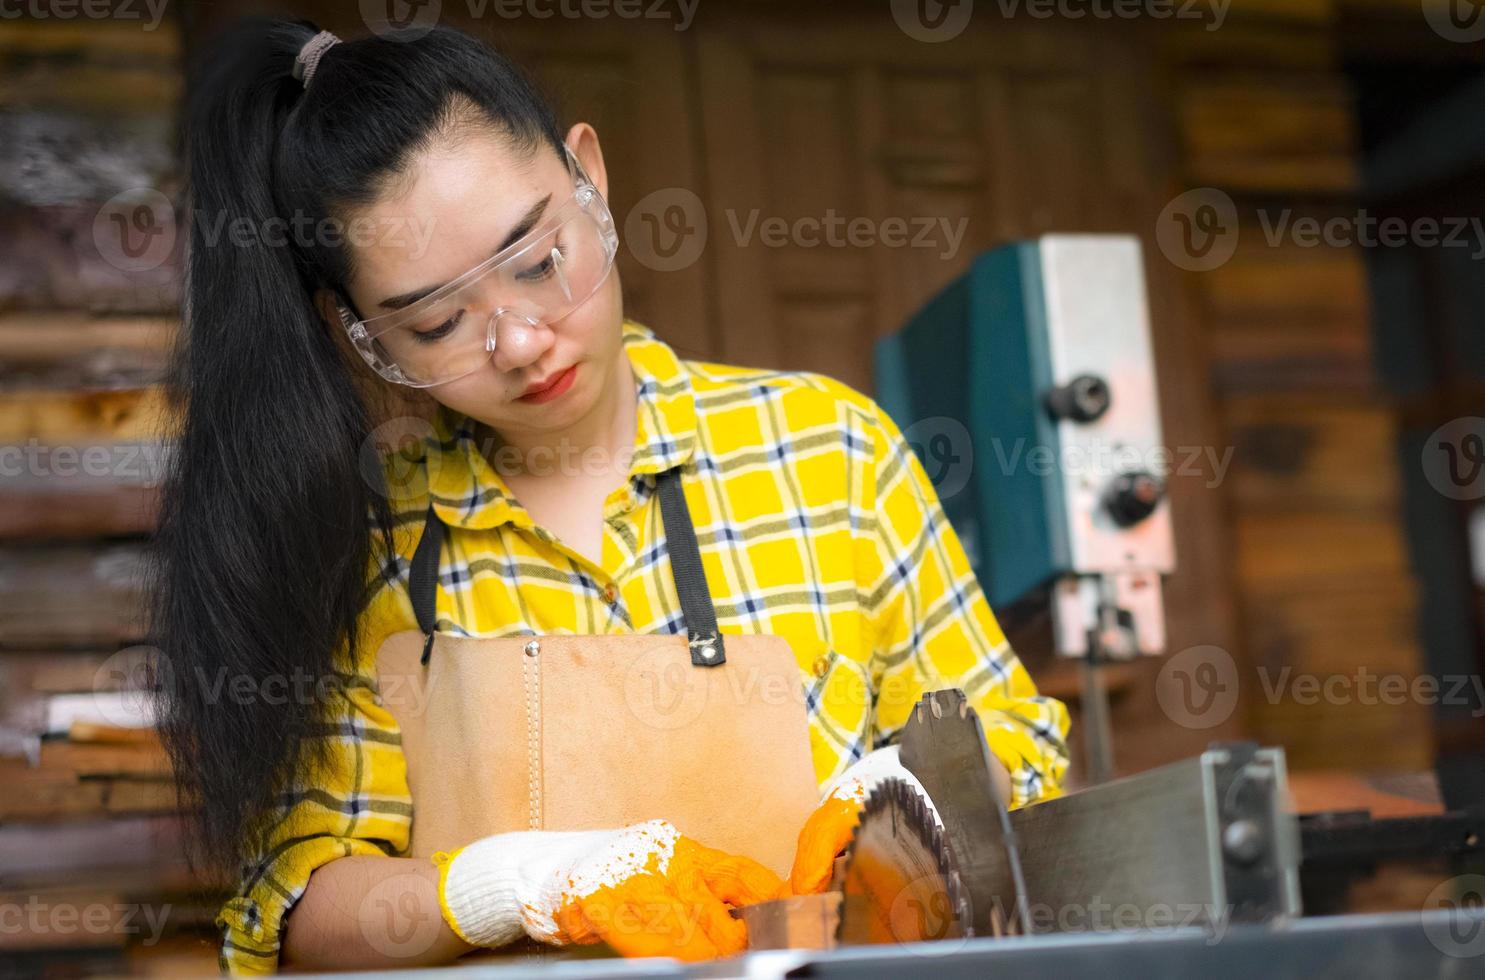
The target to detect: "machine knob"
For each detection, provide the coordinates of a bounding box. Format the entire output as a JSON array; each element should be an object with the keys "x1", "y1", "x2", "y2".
[
  {"x1": 1045, "y1": 374, "x2": 1112, "y2": 424},
  {"x1": 1104, "y1": 471, "x2": 1165, "y2": 527}
]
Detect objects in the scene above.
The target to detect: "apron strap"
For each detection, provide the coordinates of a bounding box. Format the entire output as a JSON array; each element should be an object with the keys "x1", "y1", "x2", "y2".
[
  {"x1": 406, "y1": 467, "x2": 726, "y2": 668},
  {"x1": 410, "y1": 502, "x2": 445, "y2": 666},
  {"x1": 654, "y1": 468, "x2": 726, "y2": 667}
]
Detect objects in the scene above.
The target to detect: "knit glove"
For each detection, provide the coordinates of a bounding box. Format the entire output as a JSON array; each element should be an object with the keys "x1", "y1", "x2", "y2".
[
  {"x1": 785, "y1": 745, "x2": 942, "y2": 895},
  {"x1": 434, "y1": 819, "x2": 783, "y2": 960}
]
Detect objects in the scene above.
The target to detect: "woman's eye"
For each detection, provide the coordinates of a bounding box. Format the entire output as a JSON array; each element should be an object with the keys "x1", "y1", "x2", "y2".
[
  {"x1": 516, "y1": 245, "x2": 566, "y2": 283},
  {"x1": 414, "y1": 311, "x2": 463, "y2": 344}
]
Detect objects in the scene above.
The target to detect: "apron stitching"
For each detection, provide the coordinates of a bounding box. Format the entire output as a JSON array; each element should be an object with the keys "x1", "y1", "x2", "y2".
[{"x1": 523, "y1": 649, "x2": 541, "y2": 830}]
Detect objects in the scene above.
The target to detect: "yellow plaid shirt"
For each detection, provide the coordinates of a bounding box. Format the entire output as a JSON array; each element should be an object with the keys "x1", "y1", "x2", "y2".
[{"x1": 218, "y1": 320, "x2": 1069, "y2": 973}]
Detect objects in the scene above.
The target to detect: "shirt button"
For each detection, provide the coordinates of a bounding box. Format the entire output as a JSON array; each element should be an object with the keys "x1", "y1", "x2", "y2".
[
  {"x1": 813, "y1": 655, "x2": 831, "y2": 679},
  {"x1": 602, "y1": 584, "x2": 619, "y2": 603}
]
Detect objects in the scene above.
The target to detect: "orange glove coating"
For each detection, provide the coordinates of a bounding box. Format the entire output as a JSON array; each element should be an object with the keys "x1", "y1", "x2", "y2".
[
  {"x1": 552, "y1": 835, "x2": 785, "y2": 960},
  {"x1": 784, "y1": 795, "x2": 864, "y2": 896}
]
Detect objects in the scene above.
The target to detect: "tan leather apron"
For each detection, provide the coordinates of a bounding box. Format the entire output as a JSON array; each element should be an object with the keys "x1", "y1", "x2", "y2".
[{"x1": 374, "y1": 468, "x2": 820, "y2": 878}]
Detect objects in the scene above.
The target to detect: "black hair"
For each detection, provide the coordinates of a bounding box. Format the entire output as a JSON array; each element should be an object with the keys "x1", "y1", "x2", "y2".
[{"x1": 152, "y1": 17, "x2": 564, "y2": 871}]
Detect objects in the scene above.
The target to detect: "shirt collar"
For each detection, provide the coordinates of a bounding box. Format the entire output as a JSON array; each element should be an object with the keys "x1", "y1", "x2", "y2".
[{"x1": 423, "y1": 320, "x2": 698, "y2": 531}]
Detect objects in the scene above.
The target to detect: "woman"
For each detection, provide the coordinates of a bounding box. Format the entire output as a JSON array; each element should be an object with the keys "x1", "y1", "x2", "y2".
[{"x1": 154, "y1": 17, "x2": 1069, "y2": 975}]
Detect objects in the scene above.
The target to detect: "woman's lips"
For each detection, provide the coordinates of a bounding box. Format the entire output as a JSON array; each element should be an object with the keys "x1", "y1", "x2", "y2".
[{"x1": 517, "y1": 364, "x2": 578, "y2": 404}]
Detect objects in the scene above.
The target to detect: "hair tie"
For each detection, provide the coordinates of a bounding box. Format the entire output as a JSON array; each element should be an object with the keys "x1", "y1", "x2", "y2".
[{"x1": 293, "y1": 30, "x2": 341, "y2": 90}]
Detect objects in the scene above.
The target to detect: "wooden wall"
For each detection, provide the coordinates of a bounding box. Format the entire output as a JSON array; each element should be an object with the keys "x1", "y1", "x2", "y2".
[
  {"x1": 1160, "y1": 9, "x2": 1436, "y2": 769},
  {"x1": 2, "y1": 1, "x2": 1466, "y2": 834}
]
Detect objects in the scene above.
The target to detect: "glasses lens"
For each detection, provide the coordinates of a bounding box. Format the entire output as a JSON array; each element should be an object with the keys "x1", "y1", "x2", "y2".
[{"x1": 362, "y1": 197, "x2": 614, "y2": 387}]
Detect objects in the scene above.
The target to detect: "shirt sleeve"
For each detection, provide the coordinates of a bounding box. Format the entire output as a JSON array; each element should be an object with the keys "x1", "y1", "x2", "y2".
[
  {"x1": 857, "y1": 399, "x2": 1070, "y2": 808},
  {"x1": 217, "y1": 559, "x2": 418, "y2": 975}
]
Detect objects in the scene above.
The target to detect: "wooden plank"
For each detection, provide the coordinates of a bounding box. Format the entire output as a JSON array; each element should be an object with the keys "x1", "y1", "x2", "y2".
[
  {"x1": 105, "y1": 779, "x2": 183, "y2": 815},
  {"x1": 39, "y1": 741, "x2": 170, "y2": 780},
  {"x1": 0, "y1": 887, "x2": 127, "y2": 951},
  {"x1": 1225, "y1": 397, "x2": 1401, "y2": 512},
  {"x1": 1233, "y1": 512, "x2": 1412, "y2": 592},
  {"x1": 1179, "y1": 77, "x2": 1358, "y2": 192},
  {"x1": 0, "y1": 314, "x2": 175, "y2": 389},
  {"x1": 0, "y1": 767, "x2": 107, "y2": 821},
  {"x1": 0, "y1": 544, "x2": 149, "y2": 649},
  {"x1": 0, "y1": 389, "x2": 168, "y2": 441},
  {"x1": 0, "y1": 814, "x2": 194, "y2": 890},
  {"x1": 1244, "y1": 587, "x2": 1432, "y2": 769}
]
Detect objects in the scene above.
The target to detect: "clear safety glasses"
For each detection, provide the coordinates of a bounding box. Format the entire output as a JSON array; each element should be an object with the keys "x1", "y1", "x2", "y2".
[{"x1": 340, "y1": 146, "x2": 618, "y2": 388}]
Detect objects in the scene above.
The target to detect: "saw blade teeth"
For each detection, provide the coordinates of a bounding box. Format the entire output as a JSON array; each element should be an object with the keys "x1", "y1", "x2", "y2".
[{"x1": 839, "y1": 777, "x2": 975, "y2": 943}]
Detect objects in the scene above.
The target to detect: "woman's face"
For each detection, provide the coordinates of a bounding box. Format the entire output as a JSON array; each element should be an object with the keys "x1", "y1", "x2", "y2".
[{"x1": 336, "y1": 121, "x2": 625, "y2": 439}]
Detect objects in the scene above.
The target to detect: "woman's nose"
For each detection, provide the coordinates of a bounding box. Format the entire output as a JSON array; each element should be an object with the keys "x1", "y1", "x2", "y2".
[{"x1": 490, "y1": 315, "x2": 555, "y2": 373}]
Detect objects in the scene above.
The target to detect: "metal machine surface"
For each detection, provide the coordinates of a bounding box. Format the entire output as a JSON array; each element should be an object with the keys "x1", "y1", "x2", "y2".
[
  {"x1": 875, "y1": 235, "x2": 1175, "y2": 781},
  {"x1": 836, "y1": 691, "x2": 1300, "y2": 948}
]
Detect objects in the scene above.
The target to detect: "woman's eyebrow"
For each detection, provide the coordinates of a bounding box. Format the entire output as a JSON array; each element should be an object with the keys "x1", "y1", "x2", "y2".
[{"x1": 377, "y1": 193, "x2": 554, "y2": 311}]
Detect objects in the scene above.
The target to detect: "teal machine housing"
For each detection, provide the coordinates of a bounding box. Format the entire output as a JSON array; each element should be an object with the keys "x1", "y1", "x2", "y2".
[
  {"x1": 875, "y1": 241, "x2": 1067, "y2": 611},
  {"x1": 875, "y1": 235, "x2": 1176, "y2": 780}
]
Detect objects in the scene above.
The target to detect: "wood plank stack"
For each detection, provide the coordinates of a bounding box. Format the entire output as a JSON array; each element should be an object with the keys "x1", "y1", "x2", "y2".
[
  {"x1": 1163, "y1": 9, "x2": 1436, "y2": 769},
  {"x1": 0, "y1": 13, "x2": 220, "y2": 971}
]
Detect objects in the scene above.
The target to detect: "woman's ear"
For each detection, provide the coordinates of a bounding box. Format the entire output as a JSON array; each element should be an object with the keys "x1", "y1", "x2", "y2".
[
  {"x1": 314, "y1": 288, "x2": 347, "y2": 333},
  {"x1": 564, "y1": 122, "x2": 608, "y2": 201}
]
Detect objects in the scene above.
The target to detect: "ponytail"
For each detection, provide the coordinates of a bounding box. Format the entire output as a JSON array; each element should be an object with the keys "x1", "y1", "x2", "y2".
[{"x1": 153, "y1": 18, "x2": 564, "y2": 868}]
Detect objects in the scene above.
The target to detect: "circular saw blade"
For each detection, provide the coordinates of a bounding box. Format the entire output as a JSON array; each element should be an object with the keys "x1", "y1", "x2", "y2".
[{"x1": 835, "y1": 778, "x2": 973, "y2": 946}]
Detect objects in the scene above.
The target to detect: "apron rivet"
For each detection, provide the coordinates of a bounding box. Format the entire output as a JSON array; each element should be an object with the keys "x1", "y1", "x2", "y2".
[
  {"x1": 524, "y1": 640, "x2": 540, "y2": 657},
  {"x1": 699, "y1": 644, "x2": 717, "y2": 661}
]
